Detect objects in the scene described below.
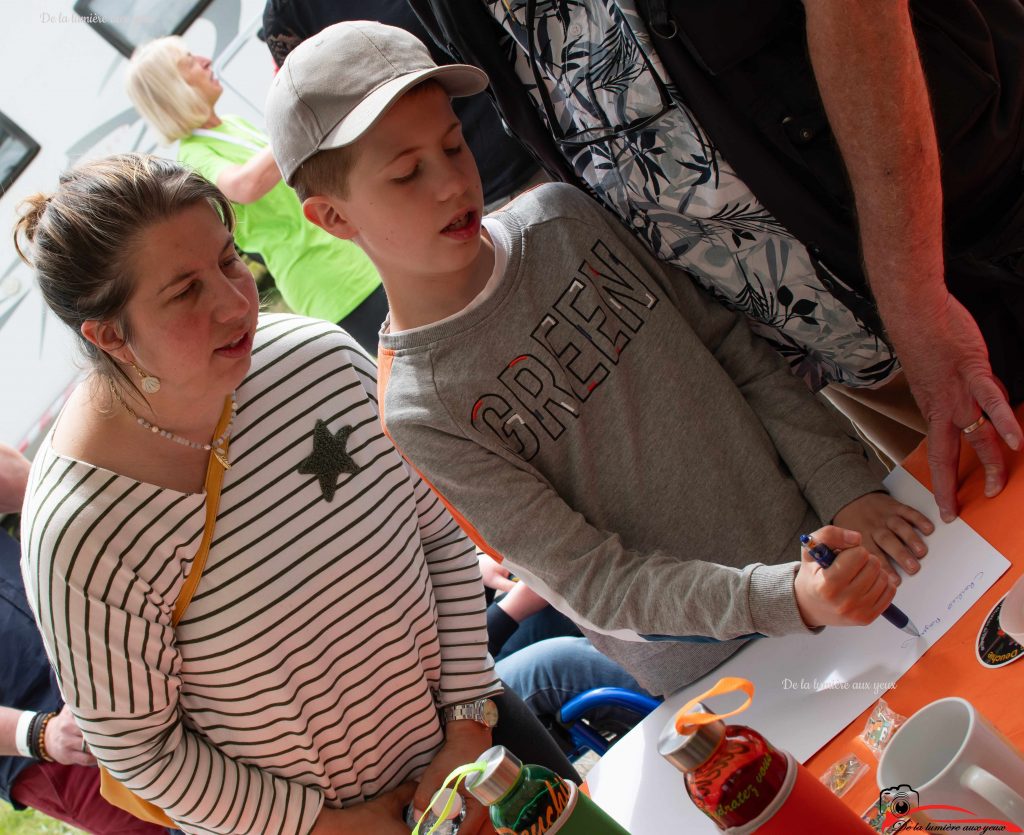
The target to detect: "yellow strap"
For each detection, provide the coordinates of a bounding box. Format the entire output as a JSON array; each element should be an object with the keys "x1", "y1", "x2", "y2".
[
  {"x1": 674, "y1": 677, "x2": 755, "y2": 735},
  {"x1": 98, "y1": 395, "x2": 234, "y2": 827},
  {"x1": 411, "y1": 761, "x2": 488, "y2": 835},
  {"x1": 171, "y1": 395, "x2": 233, "y2": 627},
  {"x1": 99, "y1": 766, "x2": 174, "y2": 827}
]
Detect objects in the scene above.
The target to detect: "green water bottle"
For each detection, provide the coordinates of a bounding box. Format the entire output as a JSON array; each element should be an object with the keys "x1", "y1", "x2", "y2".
[{"x1": 465, "y1": 745, "x2": 630, "y2": 835}]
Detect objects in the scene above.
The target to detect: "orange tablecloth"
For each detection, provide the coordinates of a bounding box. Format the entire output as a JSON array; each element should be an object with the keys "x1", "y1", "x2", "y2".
[{"x1": 804, "y1": 413, "x2": 1024, "y2": 818}]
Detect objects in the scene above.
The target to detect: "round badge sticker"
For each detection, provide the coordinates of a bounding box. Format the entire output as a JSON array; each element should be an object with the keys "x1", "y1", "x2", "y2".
[{"x1": 976, "y1": 597, "x2": 1024, "y2": 668}]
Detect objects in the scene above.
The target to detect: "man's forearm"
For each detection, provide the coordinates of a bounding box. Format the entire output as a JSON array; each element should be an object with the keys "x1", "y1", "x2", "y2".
[
  {"x1": 0, "y1": 705, "x2": 32, "y2": 758},
  {"x1": 803, "y1": 0, "x2": 946, "y2": 323},
  {"x1": 803, "y1": 0, "x2": 1023, "y2": 517}
]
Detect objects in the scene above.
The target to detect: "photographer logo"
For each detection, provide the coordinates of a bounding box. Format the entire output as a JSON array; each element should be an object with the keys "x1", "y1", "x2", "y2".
[{"x1": 877, "y1": 783, "x2": 1020, "y2": 833}]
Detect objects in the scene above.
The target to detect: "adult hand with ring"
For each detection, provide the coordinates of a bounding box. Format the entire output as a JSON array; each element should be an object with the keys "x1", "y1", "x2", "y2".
[
  {"x1": 891, "y1": 293, "x2": 1021, "y2": 523},
  {"x1": 961, "y1": 415, "x2": 987, "y2": 436},
  {"x1": 957, "y1": 410, "x2": 1009, "y2": 502}
]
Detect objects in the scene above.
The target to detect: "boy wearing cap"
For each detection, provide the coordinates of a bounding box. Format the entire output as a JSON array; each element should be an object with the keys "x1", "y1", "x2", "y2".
[{"x1": 265, "y1": 22, "x2": 934, "y2": 699}]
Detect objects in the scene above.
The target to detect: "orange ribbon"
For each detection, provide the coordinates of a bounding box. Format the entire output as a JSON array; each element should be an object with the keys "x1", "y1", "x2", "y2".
[{"x1": 674, "y1": 677, "x2": 756, "y2": 735}]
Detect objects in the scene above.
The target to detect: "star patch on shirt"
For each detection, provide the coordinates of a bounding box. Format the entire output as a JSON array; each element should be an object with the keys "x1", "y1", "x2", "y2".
[{"x1": 297, "y1": 419, "x2": 360, "y2": 502}]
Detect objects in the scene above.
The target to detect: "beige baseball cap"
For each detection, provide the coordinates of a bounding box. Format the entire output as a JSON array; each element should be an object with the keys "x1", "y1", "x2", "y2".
[{"x1": 265, "y1": 20, "x2": 489, "y2": 184}]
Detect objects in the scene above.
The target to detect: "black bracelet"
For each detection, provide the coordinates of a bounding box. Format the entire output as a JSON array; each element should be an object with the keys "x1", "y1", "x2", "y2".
[
  {"x1": 26, "y1": 712, "x2": 44, "y2": 760},
  {"x1": 26, "y1": 711, "x2": 56, "y2": 761}
]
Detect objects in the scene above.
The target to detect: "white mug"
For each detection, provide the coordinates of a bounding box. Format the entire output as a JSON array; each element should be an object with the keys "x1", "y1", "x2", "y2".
[
  {"x1": 877, "y1": 698, "x2": 1024, "y2": 826},
  {"x1": 999, "y1": 575, "x2": 1024, "y2": 645}
]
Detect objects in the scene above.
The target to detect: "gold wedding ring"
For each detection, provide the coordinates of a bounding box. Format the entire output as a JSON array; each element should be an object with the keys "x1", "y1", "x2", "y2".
[{"x1": 962, "y1": 415, "x2": 987, "y2": 435}]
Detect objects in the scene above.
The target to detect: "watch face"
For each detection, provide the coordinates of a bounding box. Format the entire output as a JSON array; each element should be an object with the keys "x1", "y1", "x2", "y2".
[{"x1": 482, "y1": 699, "x2": 499, "y2": 728}]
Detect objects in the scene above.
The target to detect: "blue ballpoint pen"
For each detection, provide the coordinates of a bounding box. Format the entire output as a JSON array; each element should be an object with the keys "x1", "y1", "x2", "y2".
[{"x1": 799, "y1": 534, "x2": 921, "y2": 638}]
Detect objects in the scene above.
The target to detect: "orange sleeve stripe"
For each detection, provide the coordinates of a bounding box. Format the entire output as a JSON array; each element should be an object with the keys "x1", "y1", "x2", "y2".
[{"x1": 377, "y1": 349, "x2": 504, "y2": 564}]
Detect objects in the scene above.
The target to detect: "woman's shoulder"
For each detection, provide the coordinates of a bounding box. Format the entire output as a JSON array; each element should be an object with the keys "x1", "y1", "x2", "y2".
[
  {"x1": 252, "y1": 313, "x2": 370, "y2": 359},
  {"x1": 180, "y1": 115, "x2": 261, "y2": 145},
  {"x1": 21, "y1": 437, "x2": 201, "y2": 571},
  {"x1": 177, "y1": 115, "x2": 256, "y2": 168},
  {"x1": 245, "y1": 313, "x2": 378, "y2": 392}
]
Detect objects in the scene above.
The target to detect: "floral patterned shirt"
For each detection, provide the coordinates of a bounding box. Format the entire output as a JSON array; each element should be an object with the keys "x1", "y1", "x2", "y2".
[{"x1": 485, "y1": 0, "x2": 898, "y2": 390}]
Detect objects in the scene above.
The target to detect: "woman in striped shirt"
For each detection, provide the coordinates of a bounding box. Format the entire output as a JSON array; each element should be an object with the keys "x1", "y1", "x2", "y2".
[{"x1": 14, "y1": 154, "x2": 573, "y2": 835}]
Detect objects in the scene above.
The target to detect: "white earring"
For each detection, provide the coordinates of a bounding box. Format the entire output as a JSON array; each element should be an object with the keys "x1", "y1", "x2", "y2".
[{"x1": 131, "y1": 362, "x2": 161, "y2": 394}]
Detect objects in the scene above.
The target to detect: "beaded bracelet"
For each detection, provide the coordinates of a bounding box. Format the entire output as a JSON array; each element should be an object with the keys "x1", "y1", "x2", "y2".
[{"x1": 31, "y1": 712, "x2": 56, "y2": 762}]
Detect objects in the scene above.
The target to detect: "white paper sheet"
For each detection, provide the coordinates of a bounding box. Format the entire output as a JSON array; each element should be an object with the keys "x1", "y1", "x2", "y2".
[{"x1": 586, "y1": 467, "x2": 1011, "y2": 834}]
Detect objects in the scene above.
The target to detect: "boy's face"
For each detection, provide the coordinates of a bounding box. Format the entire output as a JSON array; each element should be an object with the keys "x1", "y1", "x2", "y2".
[{"x1": 312, "y1": 84, "x2": 486, "y2": 284}]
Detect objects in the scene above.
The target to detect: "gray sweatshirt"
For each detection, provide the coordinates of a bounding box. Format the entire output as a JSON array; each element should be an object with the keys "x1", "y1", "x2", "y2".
[{"x1": 379, "y1": 184, "x2": 881, "y2": 695}]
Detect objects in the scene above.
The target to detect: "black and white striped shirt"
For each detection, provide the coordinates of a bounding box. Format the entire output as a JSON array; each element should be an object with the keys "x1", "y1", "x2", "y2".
[{"x1": 22, "y1": 315, "x2": 499, "y2": 835}]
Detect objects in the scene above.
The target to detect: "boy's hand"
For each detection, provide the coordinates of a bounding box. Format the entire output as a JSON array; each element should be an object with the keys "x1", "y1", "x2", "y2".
[
  {"x1": 794, "y1": 526, "x2": 897, "y2": 628},
  {"x1": 832, "y1": 492, "x2": 934, "y2": 580}
]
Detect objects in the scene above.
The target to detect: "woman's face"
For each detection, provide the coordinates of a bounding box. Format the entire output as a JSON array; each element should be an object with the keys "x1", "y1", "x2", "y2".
[
  {"x1": 116, "y1": 202, "x2": 259, "y2": 404},
  {"x1": 178, "y1": 52, "x2": 222, "y2": 108}
]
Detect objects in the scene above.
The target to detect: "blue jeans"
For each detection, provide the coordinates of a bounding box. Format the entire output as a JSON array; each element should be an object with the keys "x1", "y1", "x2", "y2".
[
  {"x1": 495, "y1": 636, "x2": 655, "y2": 723},
  {"x1": 493, "y1": 605, "x2": 580, "y2": 662}
]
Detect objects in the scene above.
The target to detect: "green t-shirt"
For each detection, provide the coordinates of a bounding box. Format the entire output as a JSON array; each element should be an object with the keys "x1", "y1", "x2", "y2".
[{"x1": 178, "y1": 115, "x2": 380, "y2": 323}]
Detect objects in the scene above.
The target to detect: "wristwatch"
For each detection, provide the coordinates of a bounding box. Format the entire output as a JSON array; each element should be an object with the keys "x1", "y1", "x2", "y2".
[{"x1": 442, "y1": 698, "x2": 499, "y2": 728}]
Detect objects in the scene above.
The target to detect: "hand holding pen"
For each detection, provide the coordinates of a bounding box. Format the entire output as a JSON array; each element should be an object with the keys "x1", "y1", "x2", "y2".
[{"x1": 793, "y1": 526, "x2": 918, "y2": 634}]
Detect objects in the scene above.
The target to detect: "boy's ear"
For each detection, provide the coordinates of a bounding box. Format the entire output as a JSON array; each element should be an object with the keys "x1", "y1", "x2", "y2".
[
  {"x1": 81, "y1": 319, "x2": 134, "y2": 365},
  {"x1": 303, "y1": 196, "x2": 357, "y2": 240}
]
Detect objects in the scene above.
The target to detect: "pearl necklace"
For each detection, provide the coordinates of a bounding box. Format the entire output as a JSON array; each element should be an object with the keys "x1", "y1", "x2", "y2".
[{"x1": 109, "y1": 379, "x2": 236, "y2": 468}]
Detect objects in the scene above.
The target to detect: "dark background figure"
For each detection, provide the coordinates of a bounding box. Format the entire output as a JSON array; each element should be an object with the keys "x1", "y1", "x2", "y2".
[
  {"x1": 260, "y1": 0, "x2": 543, "y2": 209},
  {"x1": 0, "y1": 444, "x2": 164, "y2": 835},
  {"x1": 411, "y1": 0, "x2": 1024, "y2": 522}
]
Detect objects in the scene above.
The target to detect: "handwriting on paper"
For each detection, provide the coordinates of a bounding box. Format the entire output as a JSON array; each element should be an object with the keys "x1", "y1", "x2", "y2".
[
  {"x1": 948, "y1": 572, "x2": 985, "y2": 611},
  {"x1": 901, "y1": 618, "x2": 941, "y2": 649},
  {"x1": 900, "y1": 571, "x2": 984, "y2": 649}
]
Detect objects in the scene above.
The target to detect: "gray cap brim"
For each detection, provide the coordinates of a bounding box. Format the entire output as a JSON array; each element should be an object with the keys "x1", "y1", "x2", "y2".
[
  {"x1": 263, "y1": 20, "x2": 491, "y2": 185},
  {"x1": 320, "y1": 64, "x2": 488, "y2": 151}
]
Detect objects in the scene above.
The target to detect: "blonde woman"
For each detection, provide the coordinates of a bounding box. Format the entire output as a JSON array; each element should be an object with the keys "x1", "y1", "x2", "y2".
[{"x1": 126, "y1": 37, "x2": 386, "y2": 353}]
